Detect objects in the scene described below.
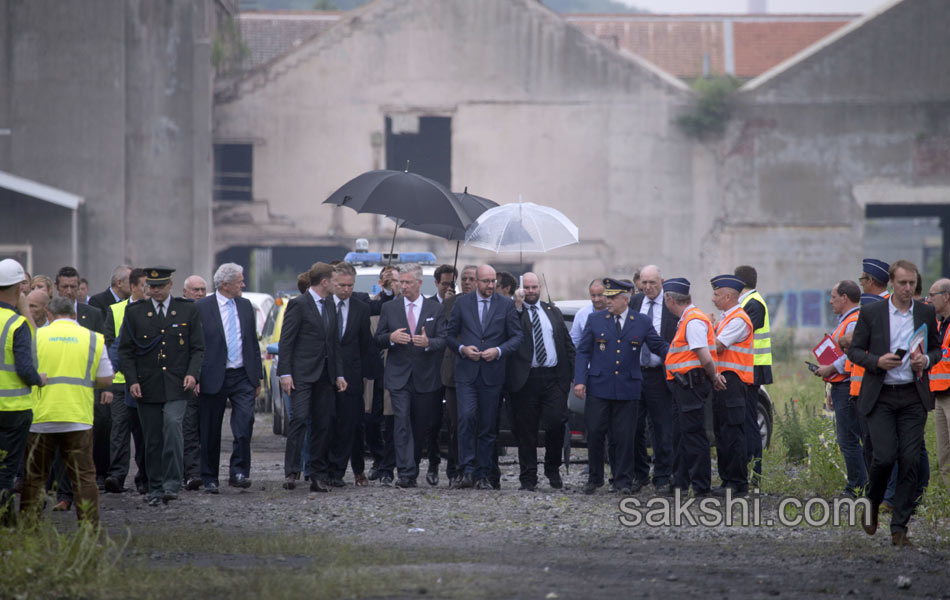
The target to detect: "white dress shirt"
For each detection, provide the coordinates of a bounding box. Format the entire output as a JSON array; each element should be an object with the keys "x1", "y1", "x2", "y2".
[
  {"x1": 570, "y1": 303, "x2": 595, "y2": 347},
  {"x1": 525, "y1": 301, "x2": 557, "y2": 368},
  {"x1": 884, "y1": 298, "x2": 923, "y2": 384},
  {"x1": 151, "y1": 297, "x2": 168, "y2": 315},
  {"x1": 216, "y1": 291, "x2": 244, "y2": 369}
]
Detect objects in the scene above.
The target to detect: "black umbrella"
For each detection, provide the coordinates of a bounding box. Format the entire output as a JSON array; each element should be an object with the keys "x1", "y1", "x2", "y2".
[{"x1": 324, "y1": 169, "x2": 470, "y2": 262}]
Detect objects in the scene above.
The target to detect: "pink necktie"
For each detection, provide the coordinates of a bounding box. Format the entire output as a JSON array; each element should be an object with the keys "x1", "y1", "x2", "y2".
[{"x1": 407, "y1": 302, "x2": 417, "y2": 334}]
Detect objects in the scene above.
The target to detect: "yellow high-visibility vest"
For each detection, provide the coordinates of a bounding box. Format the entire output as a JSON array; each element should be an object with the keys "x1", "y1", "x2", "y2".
[
  {"x1": 740, "y1": 290, "x2": 772, "y2": 367},
  {"x1": 0, "y1": 306, "x2": 35, "y2": 411},
  {"x1": 109, "y1": 300, "x2": 128, "y2": 385},
  {"x1": 34, "y1": 319, "x2": 104, "y2": 426}
]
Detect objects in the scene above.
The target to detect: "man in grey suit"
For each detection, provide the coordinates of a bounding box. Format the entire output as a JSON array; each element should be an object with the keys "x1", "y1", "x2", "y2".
[{"x1": 375, "y1": 264, "x2": 446, "y2": 487}]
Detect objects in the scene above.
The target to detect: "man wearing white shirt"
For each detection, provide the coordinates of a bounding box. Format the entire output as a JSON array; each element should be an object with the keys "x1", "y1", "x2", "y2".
[{"x1": 569, "y1": 279, "x2": 607, "y2": 347}]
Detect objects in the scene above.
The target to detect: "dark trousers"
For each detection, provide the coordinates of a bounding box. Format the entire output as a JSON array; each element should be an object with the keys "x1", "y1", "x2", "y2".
[
  {"x1": 511, "y1": 369, "x2": 566, "y2": 486},
  {"x1": 139, "y1": 399, "x2": 187, "y2": 498},
  {"x1": 328, "y1": 389, "x2": 363, "y2": 480},
  {"x1": 456, "y1": 375, "x2": 502, "y2": 480},
  {"x1": 284, "y1": 371, "x2": 335, "y2": 481},
  {"x1": 884, "y1": 442, "x2": 929, "y2": 506},
  {"x1": 830, "y1": 383, "x2": 867, "y2": 493},
  {"x1": 865, "y1": 384, "x2": 927, "y2": 534},
  {"x1": 391, "y1": 381, "x2": 437, "y2": 481},
  {"x1": 670, "y1": 377, "x2": 712, "y2": 494},
  {"x1": 350, "y1": 405, "x2": 367, "y2": 476},
  {"x1": 425, "y1": 386, "x2": 446, "y2": 474},
  {"x1": 363, "y1": 379, "x2": 385, "y2": 466},
  {"x1": 106, "y1": 386, "x2": 147, "y2": 488},
  {"x1": 745, "y1": 384, "x2": 764, "y2": 484},
  {"x1": 712, "y1": 372, "x2": 748, "y2": 490},
  {"x1": 442, "y1": 386, "x2": 460, "y2": 479},
  {"x1": 633, "y1": 367, "x2": 674, "y2": 487},
  {"x1": 92, "y1": 393, "x2": 111, "y2": 482},
  {"x1": 182, "y1": 393, "x2": 201, "y2": 481},
  {"x1": 586, "y1": 395, "x2": 636, "y2": 488},
  {"x1": 21, "y1": 429, "x2": 99, "y2": 523},
  {"x1": 199, "y1": 369, "x2": 256, "y2": 485},
  {"x1": 0, "y1": 409, "x2": 32, "y2": 525}
]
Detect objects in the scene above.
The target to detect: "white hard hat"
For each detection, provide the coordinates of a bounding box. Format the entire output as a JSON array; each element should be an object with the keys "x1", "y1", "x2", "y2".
[{"x1": 0, "y1": 258, "x2": 27, "y2": 286}]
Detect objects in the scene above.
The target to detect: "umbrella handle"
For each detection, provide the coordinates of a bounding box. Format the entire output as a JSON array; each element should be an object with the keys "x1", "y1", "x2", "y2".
[{"x1": 388, "y1": 221, "x2": 399, "y2": 266}]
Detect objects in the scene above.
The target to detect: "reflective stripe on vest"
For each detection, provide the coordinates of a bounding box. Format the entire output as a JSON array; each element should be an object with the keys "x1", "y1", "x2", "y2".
[
  {"x1": 0, "y1": 307, "x2": 34, "y2": 409},
  {"x1": 666, "y1": 308, "x2": 717, "y2": 380},
  {"x1": 740, "y1": 290, "x2": 772, "y2": 366},
  {"x1": 109, "y1": 301, "x2": 128, "y2": 385},
  {"x1": 825, "y1": 309, "x2": 859, "y2": 384},
  {"x1": 34, "y1": 320, "x2": 104, "y2": 426},
  {"x1": 714, "y1": 308, "x2": 754, "y2": 384},
  {"x1": 930, "y1": 323, "x2": 950, "y2": 393}
]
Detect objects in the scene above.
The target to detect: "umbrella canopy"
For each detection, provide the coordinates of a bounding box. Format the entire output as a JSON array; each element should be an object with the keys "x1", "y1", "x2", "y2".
[
  {"x1": 393, "y1": 189, "x2": 498, "y2": 241},
  {"x1": 324, "y1": 169, "x2": 469, "y2": 231},
  {"x1": 465, "y1": 201, "x2": 579, "y2": 254}
]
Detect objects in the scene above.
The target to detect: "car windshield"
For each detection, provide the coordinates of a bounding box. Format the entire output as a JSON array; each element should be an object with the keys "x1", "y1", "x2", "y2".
[{"x1": 355, "y1": 273, "x2": 437, "y2": 297}]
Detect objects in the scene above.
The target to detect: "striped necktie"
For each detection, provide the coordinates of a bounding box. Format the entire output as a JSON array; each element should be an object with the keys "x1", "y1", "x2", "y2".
[
  {"x1": 225, "y1": 298, "x2": 241, "y2": 363},
  {"x1": 530, "y1": 304, "x2": 547, "y2": 365}
]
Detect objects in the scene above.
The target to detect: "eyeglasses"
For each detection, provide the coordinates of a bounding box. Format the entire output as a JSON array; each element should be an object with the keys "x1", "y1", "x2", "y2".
[
  {"x1": 925, "y1": 291, "x2": 949, "y2": 301},
  {"x1": 477, "y1": 278, "x2": 495, "y2": 284}
]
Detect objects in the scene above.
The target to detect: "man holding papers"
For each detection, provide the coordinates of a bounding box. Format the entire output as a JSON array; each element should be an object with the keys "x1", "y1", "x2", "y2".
[
  {"x1": 847, "y1": 260, "x2": 941, "y2": 547},
  {"x1": 813, "y1": 280, "x2": 865, "y2": 498}
]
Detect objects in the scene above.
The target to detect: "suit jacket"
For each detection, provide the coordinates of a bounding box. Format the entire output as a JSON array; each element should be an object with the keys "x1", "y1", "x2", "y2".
[
  {"x1": 276, "y1": 291, "x2": 343, "y2": 384},
  {"x1": 446, "y1": 291, "x2": 523, "y2": 387},
  {"x1": 77, "y1": 301, "x2": 104, "y2": 334},
  {"x1": 118, "y1": 297, "x2": 204, "y2": 404},
  {"x1": 440, "y1": 294, "x2": 459, "y2": 387},
  {"x1": 334, "y1": 295, "x2": 372, "y2": 394},
  {"x1": 574, "y1": 309, "x2": 669, "y2": 401},
  {"x1": 629, "y1": 293, "x2": 677, "y2": 342},
  {"x1": 196, "y1": 294, "x2": 263, "y2": 395},
  {"x1": 505, "y1": 301, "x2": 575, "y2": 394},
  {"x1": 376, "y1": 295, "x2": 446, "y2": 393},
  {"x1": 88, "y1": 288, "x2": 121, "y2": 314},
  {"x1": 847, "y1": 299, "x2": 941, "y2": 414}
]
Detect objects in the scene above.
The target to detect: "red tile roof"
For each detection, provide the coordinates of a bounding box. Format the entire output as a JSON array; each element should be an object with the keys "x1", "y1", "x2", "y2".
[{"x1": 732, "y1": 20, "x2": 851, "y2": 78}]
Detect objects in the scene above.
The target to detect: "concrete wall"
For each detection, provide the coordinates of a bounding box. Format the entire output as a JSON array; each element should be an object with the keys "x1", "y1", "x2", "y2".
[
  {"x1": 0, "y1": 0, "x2": 213, "y2": 290},
  {"x1": 214, "y1": 0, "x2": 698, "y2": 300}
]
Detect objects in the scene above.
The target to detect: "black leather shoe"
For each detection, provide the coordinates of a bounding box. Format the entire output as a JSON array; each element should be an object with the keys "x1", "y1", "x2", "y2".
[
  {"x1": 548, "y1": 475, "x2": 563, "y2": 490},
  {"x1": 458, "y1": 473, "x2": 475, "y2": 489},
  {"x1": 693, "y1": 489, "x2": 711, "y2": 498},
  {"x1": 184, "y1": 477, "x2": 202, "y2": 491},
  {"x1": 162, "y1": 491, "x2": 178, "y2": 504},
  {"x1": 607, "y1": 483, "x2": 617, "y2": 493},
  {"x1": 97, "y1": 477, "x2": 106, "y2": 491},
  {"x1": 104, "y1": 476, "x2": 124, "y2": 494},
  {"x1": 367, "y1": 467, "x2": 381, "y2": 481},
  {"x1": 379, "y1": 475, "x2": 393, "y2": 487},
  {"x1": 310, "y1": 479, "x2": 331, "y2": 493},
  {"x1": 395, "y1": 477, "x2": 414, "y2": 488},
  {"x1": 861, "y1": 503, "x2": 879, "y2": 535},
  {"x1": 426, "y1": 471, "x2": 439, "y2": 487},
  {"x1": 328, "y1": 478, "x2": 345, "y2": 488},
  {"x1": 475, "y1": 477, "x2": 493, "y2": 490},
  {"x1": 659, "y1": 485, "x2": 679, "y2": 497},
  {"x1": 583, "y1": 482, "x2": 599, "y2": 495},
  {"x1": 519, "y1": 483, "x2": 537, "y2": 491},
  {"x1": 148, "y1": 496, "x2": 161, "y2": 507},
  {"x1": 229, "y1": 474, "x2": 252, "y2": 489},
  {"x1": 204, "y1": 482, "x2": 219, "y2": 494},
  {"x1": 136, "y1": 482, "x2": 148, "y2": 495},
  {"x1": 283, "y1": 474, "x2": 298, "y2": 490}
]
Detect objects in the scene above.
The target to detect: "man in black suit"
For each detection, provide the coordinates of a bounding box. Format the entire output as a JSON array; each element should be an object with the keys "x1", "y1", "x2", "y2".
[
  {"x1": 376, "y1": 263, "x2": 446, "y2": 487},
  {"x1": 278, "y1": 262, "x2": 347, "y2": 492},
  {"x1": 628, "y1": 264, "x2": 677, "y2": 490},
  {"x1": 87, "y1": 265, "x2": 132, "y2": 314},
  {"x1": 446, "y1": 264, "x2": 523, "y2": 489},
  {"x1": 848, "y1": 259, "x2": 941, "y2": 546},
  {"x1": 326, "y1": 262, "x2": 372, "y2": 487},
  {"x1": 119, "y1": 267, "x2": 204, "y2": 506},
  {"x1": 506, "y1": 273, "x2": 574, "y2": 491},
  {"x1": 195, "y1": 263, "x2": 262, "y2": 494},
  {"x1": 422, "y1": 264, "x2": 457, "y2": 486}
]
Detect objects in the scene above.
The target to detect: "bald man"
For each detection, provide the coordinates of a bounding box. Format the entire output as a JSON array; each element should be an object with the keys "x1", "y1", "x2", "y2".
[
  {"x1": 26, "y1": 289, "x2": 50, "y2": 328},
  {"x1": 183, "y1": 276, "x2": 208, "y2": 301}
]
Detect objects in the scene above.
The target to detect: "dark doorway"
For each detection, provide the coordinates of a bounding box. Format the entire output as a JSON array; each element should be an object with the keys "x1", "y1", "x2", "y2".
[
  {"x1": 385, "y1": 116, "x2": 451, "y2": 188},
  {"x1": 865, "y1": 204, "x2": 950, "y2": 278},
  {"x1": 214, "y1": 143, "x2": 253, "y2": 202}
]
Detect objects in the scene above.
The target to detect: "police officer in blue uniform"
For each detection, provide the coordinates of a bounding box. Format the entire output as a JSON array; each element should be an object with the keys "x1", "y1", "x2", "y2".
[{"x1": 574, "y1": 278, "x2": 669, "y2": 495}]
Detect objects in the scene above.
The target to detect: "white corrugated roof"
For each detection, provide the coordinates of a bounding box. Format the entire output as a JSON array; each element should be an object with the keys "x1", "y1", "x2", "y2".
[{"x1": 0, "y1": 170, "x2": 83, "y2": 210}]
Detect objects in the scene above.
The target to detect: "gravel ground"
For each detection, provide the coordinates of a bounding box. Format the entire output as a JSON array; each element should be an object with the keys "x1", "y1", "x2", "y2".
[{"x1": 88, "y1": 410, "x2": 950, "y2": 599}]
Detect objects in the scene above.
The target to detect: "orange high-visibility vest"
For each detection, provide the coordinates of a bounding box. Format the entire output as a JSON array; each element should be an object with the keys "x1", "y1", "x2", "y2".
[
  {"x1": 713, "y1": 307, "x2": 754, "y2": 384},
  {"x1": 930, "y1": 322, "x2": 950, "y2": 393},
  {"x1": 825, "y1": 308, "x2": 859, "y2": 384},
  {"x1": 666, "y1": 307, "x2": 717, "y2": 380}
]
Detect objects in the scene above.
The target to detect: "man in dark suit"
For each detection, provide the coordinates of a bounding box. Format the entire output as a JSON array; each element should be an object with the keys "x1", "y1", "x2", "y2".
[
  {"x1": 87, "y1": 265, "x2": 132, "y2": 314},
  {"x1": 506, "y1": 272, "x2": 575, "y2": 491},
  {"x1": 574, "y1": 278, "x2": 669, "y2": 495},
  {"x1": 326, "y1": 262, "x2": 372, "y2": 487},
  {"x1": 278, "y1": 262, "x2": 347, "y2": 493},
  {"x1": 446, "y1": 264, "x2": 523, "y2": 489},
  {"x1": 847, "y1": 259, "x2": 941, "y2": 547},
  {"x1": 376, "y1": 263, "x2": 446, "y2": 487},
  {"x1": 195, "y1": 263, "x2": 262, "y2": 494},
  {"x1": 628, "y1": 264, "x2": 677, "y2": 491},
  {"x1": 119, "y1": 266, "x2": 204, "y2": 506},
  {"x1": 422, "y1": 264, "x2": 457, "y2": 486}
]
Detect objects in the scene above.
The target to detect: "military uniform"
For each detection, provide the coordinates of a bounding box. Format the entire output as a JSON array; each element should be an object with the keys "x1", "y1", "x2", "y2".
[
  {"x1": 574, "y1": 278, "x2": 668, "y2": 494},
  {"x1": 118, "y1": 267, "x2": 203, "y2": 504}
]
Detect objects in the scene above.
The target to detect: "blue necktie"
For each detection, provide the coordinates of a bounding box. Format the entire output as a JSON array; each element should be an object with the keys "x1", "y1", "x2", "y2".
[
  {"x1": 225, "y1": 299, "x2": 241, "y2": 363},
  {"x1": 480, "y1": 298, "x2": 489, "y2": 326}
]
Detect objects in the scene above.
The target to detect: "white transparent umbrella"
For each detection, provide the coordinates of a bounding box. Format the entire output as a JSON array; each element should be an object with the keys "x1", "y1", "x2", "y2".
[{"x1": 464, "y1": 200, "x2": 579, "y2": 258}]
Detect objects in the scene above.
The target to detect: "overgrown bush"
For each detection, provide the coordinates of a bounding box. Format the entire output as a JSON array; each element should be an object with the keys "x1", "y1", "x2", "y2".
[{"x1": 675, "y1": 75, "x2": 742, "y2": 140}]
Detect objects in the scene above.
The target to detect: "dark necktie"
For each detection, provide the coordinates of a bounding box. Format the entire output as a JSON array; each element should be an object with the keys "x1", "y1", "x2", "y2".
[
  {"x1": 615, "y1": 314, "x2": 622, "y2": 336},
  {"x1": 641, "y1": 300, "x2": 655, "y2": 367},
  {"x1": 318, "y1": 297, "x2": 329, "y2": 330},
  {"x1": 480, "y1": 298, "x2": 489, "y2": 327},
  {"x1": 337, "y1": 300, "x2": 344, "y2": 340},
  {"x1": 156, "y1": 302, "x2": 165, "y2": 320},
  {"x1": 530, "y1": 304, "x2": 547, "y2": 365}
]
